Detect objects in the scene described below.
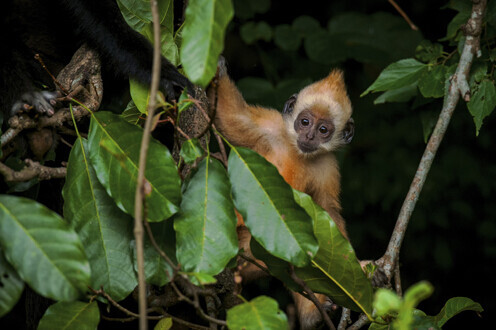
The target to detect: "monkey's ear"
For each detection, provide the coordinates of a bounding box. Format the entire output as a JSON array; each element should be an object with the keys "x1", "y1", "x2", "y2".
[
  {"x1": 283, "y1": 94, "x2": 298, "y2": 115},
  {"x1": 342, "y1": 118, "x2": 354, "y2": 144}
]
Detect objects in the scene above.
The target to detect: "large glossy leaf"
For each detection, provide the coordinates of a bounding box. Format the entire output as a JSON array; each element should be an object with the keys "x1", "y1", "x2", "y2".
[
  {"x1": 0, "y1": 195, "x2": 90, "y2": 301},
  {"x1": 117, "y1": 0, "x2": 173, "y2": 33},
  {"x1": 293, "y1": 190, "x2": 374, "y2": 315},
  {"x1": 251, "y1": 191, "x2": 373, "y2": 315},
  {"x1": 361, "y1": 58, "x2": 427, "y2": 96},
  {"x1": 87, "y1": 111, "x2": 181, "y2": 222},
  {"x1": 431, "y1": 297, "x2": 483, "y2": 327},
  {"x1": 174, "y1": 157, "x2": 238, "y2": 275},
  {"x1": 63, "y1": 138, "x2": 137, "y2": 302},
  {"x1": 38, "y1": 301, "x2": 100, "y2": 330},
  {"x1": 226, "y1": 296, "x2": 288, "y2": 330},
  {"x1": 180, "y1": 0, "x2": 233, "y2": 87},
  {"x1": 227, "y1": 147, "x2": 318, "y2": 267},
  {"x1": 0, "y1": 251, "x2": 24, "y2": 317},
  {"x1": 139, "y1": 220, "x2": 177, "y2": 286}
]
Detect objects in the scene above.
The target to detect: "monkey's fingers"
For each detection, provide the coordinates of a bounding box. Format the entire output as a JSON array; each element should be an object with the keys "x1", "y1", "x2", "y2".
[{"x1": 11, "y1": 91, "x2": 60, "y2": 117}]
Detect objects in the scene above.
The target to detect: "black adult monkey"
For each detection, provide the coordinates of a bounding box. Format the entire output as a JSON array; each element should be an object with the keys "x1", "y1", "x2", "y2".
[{"x1": 0, "y1": 0, "x2": 192, "y2": 118}]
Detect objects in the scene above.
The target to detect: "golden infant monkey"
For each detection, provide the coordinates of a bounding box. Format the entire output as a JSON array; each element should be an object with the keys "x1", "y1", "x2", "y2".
[{"x1": 213, "y1": 59, "x2": 354, "y2": 329}]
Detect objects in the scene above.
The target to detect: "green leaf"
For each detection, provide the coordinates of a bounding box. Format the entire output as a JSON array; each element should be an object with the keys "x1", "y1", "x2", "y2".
[
  {"x1": 394, "y1": 281, "x2": 433, "y2": 329},
  {"x1": 373, "y1": 289, "x2": 401, "y2": 317},
  {"x1": 87, "y1": 111, "x2": 181, "y2": 222},
  {"x1": 178, "y1": 88, "x2": 194, "y2": 115},
  {"x1": 304, "y1": 29, "x2": 348, "y2": 65},
  {"x1": 240, "y1": 21, "x2": 273, "y2": 44},
  {"x1": 369, "y1": 323, "x2": 389, "y2": 330},
  {"x1": 117, "y1": 0, "x2": 172, "y2": 33},
  {"x1": 180, "y1": 0, "x2": 234, "y2": 87},
  {"x1": 63, "y1": 138, "x2": 137, "y2": 302},
  {"x1": 179, "y1": 138, "x2": 203, "y2": 164},
  {"x1": 418, "y1": 65, "x2": 448, "y2": 98},
  {"x1": 292, "y1": 16, "x2": 321, "y2": 37},
  {"x1": 412, "y1": 310, "x2": 441, "y2": 329},
  {"x1": 0, "y1": 251, "x2": 24, "y2": 317},
  {"x1": 122, "y1": 100, "x2": 144, "y2": 125},
  {"x1": 415, "y1": 40, "x2": 443, "y2": 63},
  {"x1": 226, "y1": 296, "x2": 288, "y2": 330},
  {"x1": 117, "y1": 0, "x2": 152, "y2": 33},
  {"x1": 326, "y1": 12, "x2": 422, "y2": 65},
  {"x1": 248, "y1": 0, "x2": 271, "y2": 14},
  {"x1": 443, "y1": 11, "x2": 470, "y2": 41},
  {"x1": 374, "y1": 83, "x2": 418, "y2": 105},
  {"x1": 182, "y1": 272, "x2": 217, "y2": 286},
  {"x1": 0, "y1": 195, "x2": 90, "y2": 301},
  {"x1": 141, "y1": 23, "x2": 179, "y2": 66},
  {"x1": 233, "y1": 0, "x2": 271, "y2": 20},
  {"x1": 38, "y1": 301, "x2": 100, "y2": 330},
  {"x1": 174, "y1": 157, "x2": 238, "y2": 275},
  {"x1": 130, "y1": 79, "x2": 150, "y2": 114},
  {"x1": 362, "y1": 58, "x2": 427, "y2": 96},
  {"x1": 467, "y1": 80, "x2": 496, "y2": 135},
  {"x1": 141, "y1": 221, "x2": 177, "y2": 286},
  {"x1": 154, "y1": 317, "x2": 173, "y2": 330},
  {"x1": 432, "y1": 297, "x2": 483, "y2": 327},
  {"x1": 293, "y1": 190, "x2": 373, "y2": 315},
  {"x1": 274, "y1": 25, "x2": 301, "y2": 51},
  {"x1": 227, "y1": 147, "x2": 318, "y2": 267}
]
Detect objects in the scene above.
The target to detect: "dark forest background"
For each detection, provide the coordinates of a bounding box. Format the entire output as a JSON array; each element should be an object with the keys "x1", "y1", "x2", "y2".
[{"x1": 223, "y1": 0, "x2": 495, "y2": 328}]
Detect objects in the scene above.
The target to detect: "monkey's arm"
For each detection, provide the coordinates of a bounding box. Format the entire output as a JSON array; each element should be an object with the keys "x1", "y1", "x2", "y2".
[
  {"x1": 214, "y1": 75, "x2": 285, "y2": 151},
  {"x1": 58, "y1": 0, "x2": 193, "y2": 99}
]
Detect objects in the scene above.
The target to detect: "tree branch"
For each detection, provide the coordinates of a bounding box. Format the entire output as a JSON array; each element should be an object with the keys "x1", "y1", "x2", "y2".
[
  {"x1": 0, "y1": 159, "x2": 66, "y2": 182},
  {"x1": 377, "y1": 0, "x2": 487, "y2": 282}
]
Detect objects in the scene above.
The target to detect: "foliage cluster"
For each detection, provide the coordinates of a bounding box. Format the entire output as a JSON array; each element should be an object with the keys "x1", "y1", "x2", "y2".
[{"x1": 1, "y1": 0, "x2": 493, "y2": 329}]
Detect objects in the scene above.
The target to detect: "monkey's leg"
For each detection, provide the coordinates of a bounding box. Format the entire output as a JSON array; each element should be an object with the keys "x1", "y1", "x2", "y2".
[{"x1": 292, "y1": 292, "x2": 332, "y2": 330}]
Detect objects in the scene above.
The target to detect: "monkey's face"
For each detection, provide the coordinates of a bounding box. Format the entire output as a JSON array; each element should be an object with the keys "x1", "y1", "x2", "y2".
[
  {"x1": 293, "y1": 109, "x2": 334, "y2": 154},
  {"x1": 283, "y1": 69, "x2": 354, "y2": 156}
]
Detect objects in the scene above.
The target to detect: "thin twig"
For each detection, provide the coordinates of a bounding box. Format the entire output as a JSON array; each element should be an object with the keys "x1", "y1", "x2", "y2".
[
  {"x1": 238, "y1": 253, "x2": 271, "y2": 276},
  {"x1": 288, "y1": 266, "x2": 336, "y2": 330},
  {"x1": 170, "y1": 281, "x2": 228, "y2": 327},
  {"x1": 143, "y1": 219, "x2": 179, "y2": 274},
  {"x1": 91, "y1": 287, "x2": 139, "y2": 317},
  {"x1": 34, "y1": 53, "x2": 70, "y2": 95},
  {"x1": 388, "y1": 0, "x2": 418, "y2": 31},
  {"x1": 376, "y1": 0, "x2": 487, "y2": 281},
  {"x1": 133, "y1": 1, "x2": 163, "y2": 329}
]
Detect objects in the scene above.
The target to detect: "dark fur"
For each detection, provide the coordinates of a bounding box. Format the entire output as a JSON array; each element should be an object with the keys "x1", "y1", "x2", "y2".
[{"x1": 0, "y1": 0, "x2": 192, "y2": 117}]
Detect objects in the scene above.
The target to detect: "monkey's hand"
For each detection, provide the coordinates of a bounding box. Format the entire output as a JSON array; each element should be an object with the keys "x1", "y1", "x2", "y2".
[
  {"x1": 360, "y1": 260, "x2": 388, "y2": 288},
  {"x1": 217, "y1": 55, "x2": 228, "y2": 78},
  {"x1": 10, "y1": 91, "x2": 59, "y2": 117}
]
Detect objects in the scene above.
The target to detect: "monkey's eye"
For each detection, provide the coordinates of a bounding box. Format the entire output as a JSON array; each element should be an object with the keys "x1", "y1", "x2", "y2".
[
  {"x1": 301, "y1": 118, "x2": 310, "y2": 126},
  {"x1": 319, "y1": 125, "x2": 328, "y2": 134}
]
